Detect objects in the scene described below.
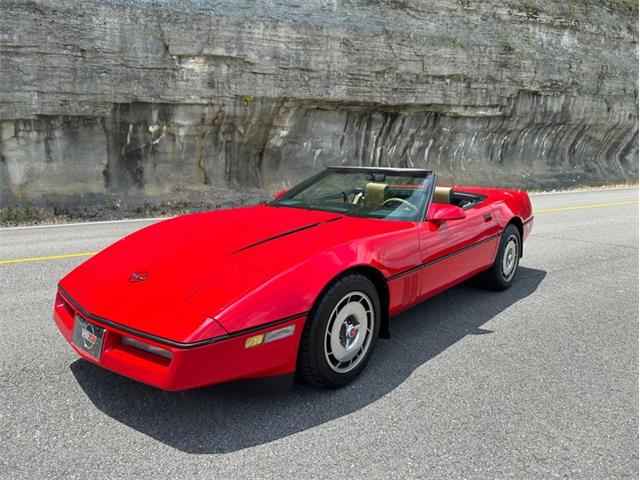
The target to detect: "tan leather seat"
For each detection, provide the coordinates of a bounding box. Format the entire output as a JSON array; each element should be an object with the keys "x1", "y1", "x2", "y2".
[
  {"x1": 364, "y1": 182, "x2": 389, "y2": 206},
  {"x1": 433, "y1": 186, "x2": 452, "y2": 204}
]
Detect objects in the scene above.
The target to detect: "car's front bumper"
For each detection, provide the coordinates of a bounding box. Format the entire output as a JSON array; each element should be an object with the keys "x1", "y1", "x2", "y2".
[{"x1": 53, "y1": 290, "x2": 305, "y2": 391}]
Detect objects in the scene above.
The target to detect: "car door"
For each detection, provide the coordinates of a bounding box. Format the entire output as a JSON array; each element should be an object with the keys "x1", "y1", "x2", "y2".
[{"x1": 417, "y1": 201, "x2": 500, "y2": 299}]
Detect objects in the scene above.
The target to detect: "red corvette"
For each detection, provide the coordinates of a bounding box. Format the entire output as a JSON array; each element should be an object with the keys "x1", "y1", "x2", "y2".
[{"x1": 54, "y1": 167, "x2": 533, "y2": 390}]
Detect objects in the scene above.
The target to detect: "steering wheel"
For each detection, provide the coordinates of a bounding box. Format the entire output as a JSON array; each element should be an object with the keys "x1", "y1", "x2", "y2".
[{"x1": 382, "y1": 198, "x2": 418, "y2": 212}]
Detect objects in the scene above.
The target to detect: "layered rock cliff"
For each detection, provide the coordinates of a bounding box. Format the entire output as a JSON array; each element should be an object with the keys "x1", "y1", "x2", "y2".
[{"x1": 0, "y1": 0, "x2": 637, "y2": 206}]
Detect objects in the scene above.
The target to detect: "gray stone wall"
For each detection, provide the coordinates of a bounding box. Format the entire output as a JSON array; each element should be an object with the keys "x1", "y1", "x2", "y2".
[{"x1": 0, "y1": 0, "x2": 637, "y2": 205}]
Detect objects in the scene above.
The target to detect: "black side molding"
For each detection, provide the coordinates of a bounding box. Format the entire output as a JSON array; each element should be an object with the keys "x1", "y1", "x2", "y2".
[{"x1": 387, "y1": 233, "x2": 501, "y2": 281}]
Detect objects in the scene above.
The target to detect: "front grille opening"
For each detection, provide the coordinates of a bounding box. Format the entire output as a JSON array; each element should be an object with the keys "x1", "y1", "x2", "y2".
[
  {"x1": 55, "y1": 292, "x2": 76, "y2": 328},
  {"x1": 120, "y1": 336, "x2": 173, "y2": 366}
]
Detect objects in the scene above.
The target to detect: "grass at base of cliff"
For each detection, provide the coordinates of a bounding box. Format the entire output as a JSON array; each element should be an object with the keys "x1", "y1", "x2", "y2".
[
  {"x1": 0, "y1": 200, "x2": 257, "y2": 227},
  {"x1": 0, "y1": 187, "x2": 271, "y2": 227},
  {"x1": 525, "y1": 181, "x2": 638, "y2": 194},
  {"x1": 506, "y1": 0, "x2": 638, "y2": 19},
  {"x1": 1, "y1": 183, "x2": 636, "y2": 227},
  {"x1": 0, "y1": 205, "x2": 43, "y2": 225}
]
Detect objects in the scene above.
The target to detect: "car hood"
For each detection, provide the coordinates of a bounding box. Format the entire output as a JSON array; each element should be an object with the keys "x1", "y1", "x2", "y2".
[{"x1": 59, "y1": 205, "x2": 343, "y2": 343}]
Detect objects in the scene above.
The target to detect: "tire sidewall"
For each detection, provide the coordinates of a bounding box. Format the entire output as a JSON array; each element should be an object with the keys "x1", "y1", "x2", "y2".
[
  {"x1": 495, "y1": 225, "x2": 521, "y2": 288},
  {"x1": 309, "y1": 276, "x2": 381, "y2": 387}
]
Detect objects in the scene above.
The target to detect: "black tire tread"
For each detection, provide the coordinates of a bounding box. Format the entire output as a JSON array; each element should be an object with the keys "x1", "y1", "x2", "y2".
[
  {"x1": 297, "y1": 273, "x2": 379, "y2": 388},
  {"x1": 479, "y1": 223, "x2": 521, "y2": 291}
]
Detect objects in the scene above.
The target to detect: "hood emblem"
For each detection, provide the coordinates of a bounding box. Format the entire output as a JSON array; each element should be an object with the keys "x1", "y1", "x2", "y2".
[{"x1": 129, "y1": 271, "x2": 149, "y2": 283}]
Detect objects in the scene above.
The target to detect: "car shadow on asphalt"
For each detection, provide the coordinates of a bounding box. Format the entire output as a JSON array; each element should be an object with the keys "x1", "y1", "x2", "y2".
[{"x1": 71, "y1": 266, "x2": 546, "y2": 454}]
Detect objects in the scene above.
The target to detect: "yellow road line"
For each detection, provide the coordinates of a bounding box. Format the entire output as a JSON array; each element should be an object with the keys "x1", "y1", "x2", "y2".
[
  {"x1": 534, "y1": 200, "x2": 638, "y2": 214},
  {"x1": 0, "y1": 200, "x2": 637, "y2": 265},
  {"x1": 0, "y1": 251, "x2": 97, "y2": 265}
]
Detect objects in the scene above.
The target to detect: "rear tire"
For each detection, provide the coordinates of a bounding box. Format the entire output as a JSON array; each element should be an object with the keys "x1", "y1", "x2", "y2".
[
  {"x1": 297, "y1": 273, "x2": 380, "y2": 388},
  {"x1": 478, "y1": 224, "x2": 521, "y2": 291}
]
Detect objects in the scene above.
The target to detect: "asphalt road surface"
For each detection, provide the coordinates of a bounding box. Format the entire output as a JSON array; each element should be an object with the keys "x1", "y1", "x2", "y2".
[{"x1": 1, "y1": 188, "x2": 638, "y2": 479}]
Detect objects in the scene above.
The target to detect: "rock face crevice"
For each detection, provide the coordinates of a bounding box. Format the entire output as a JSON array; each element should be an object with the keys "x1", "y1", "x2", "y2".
[{"x1": 0, "y1": 0, "x2": 637, "y2": 204}]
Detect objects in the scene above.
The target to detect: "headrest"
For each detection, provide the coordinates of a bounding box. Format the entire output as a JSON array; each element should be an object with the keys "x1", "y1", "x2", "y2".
[
  {"x1": 432, "y1": 186, "x2": 452, "y2": 204},
  {"x1": 364, "y1": 182, "x2": 389, "y2": 206}
]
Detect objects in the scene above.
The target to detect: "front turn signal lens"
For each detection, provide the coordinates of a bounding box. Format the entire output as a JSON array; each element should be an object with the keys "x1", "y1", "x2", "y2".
[{"x1": 245, "y1": 334, "x2": 265, "y2": 348}]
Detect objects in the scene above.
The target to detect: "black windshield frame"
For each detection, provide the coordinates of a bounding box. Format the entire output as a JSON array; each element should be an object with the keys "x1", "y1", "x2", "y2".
[{"x1": 269, "y1": 167, "x2": 437, "y2": 222}]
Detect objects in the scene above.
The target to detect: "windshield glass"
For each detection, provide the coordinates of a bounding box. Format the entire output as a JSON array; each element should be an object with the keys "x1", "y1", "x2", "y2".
[{"x1": 270, "y1": 168, "x2": 435, "y2": 221}]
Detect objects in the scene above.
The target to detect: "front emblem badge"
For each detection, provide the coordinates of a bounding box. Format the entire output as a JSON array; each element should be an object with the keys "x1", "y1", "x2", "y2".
[
  {"x1": 81, "y1": 323, "x2": 98, "y2": 349},
  {"x1": 129, "y1": 271, "x2": 149, "y2": 283}
]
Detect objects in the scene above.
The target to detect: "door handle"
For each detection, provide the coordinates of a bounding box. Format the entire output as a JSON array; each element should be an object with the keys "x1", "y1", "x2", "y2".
[{"x1": 483, "y1": 214, "x2": 492, "y2": 222}]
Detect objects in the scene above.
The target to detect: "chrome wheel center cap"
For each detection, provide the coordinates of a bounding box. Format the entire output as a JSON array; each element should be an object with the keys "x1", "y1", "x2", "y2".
[{"x1": 340, "y1": 316, "x2": 360, "y2": 349}]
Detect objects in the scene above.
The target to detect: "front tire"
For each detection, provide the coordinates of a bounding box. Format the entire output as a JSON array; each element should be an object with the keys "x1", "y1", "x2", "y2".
[
  {"x1": 478, "y1": 224, "x2": 521, "y2": 291},
  {"x1": 297, "y1": 273, "x2": 381, "y2": 388}
]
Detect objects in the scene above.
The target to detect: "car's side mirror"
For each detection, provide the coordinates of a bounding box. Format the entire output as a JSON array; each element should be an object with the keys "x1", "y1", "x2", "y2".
[
  {"x1": 273, "y1": 189, "x2": 288, "y2": 200},
  {"x1": 428, "y1": 204, "x2": 466, "y2": 223}
]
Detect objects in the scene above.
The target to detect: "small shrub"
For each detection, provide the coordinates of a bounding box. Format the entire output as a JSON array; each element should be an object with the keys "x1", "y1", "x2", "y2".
[
  {"x1": 507, "y1": 0, "x2": 542, "y2": 19},
  {"x1": 495, "y1": 33, "x2": 516, "y2": 52},
  {"x1": 525, "y1": 5, "x2": 541, "y2": 18},
  {"x1": 607, "y1": 0, "x2": 639, "y2": 15},
  {"x1": 569, "y1": 4, "x2": 580, "y2": 18},
  {"x1": 240, "y1": 95, "x2": 254, "y2": 106}
]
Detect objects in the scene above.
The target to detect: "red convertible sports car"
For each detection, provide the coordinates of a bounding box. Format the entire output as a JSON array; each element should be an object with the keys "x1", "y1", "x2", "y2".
[{"x1": 54, "y1": 167, "x2": 533, "y2": 390}]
